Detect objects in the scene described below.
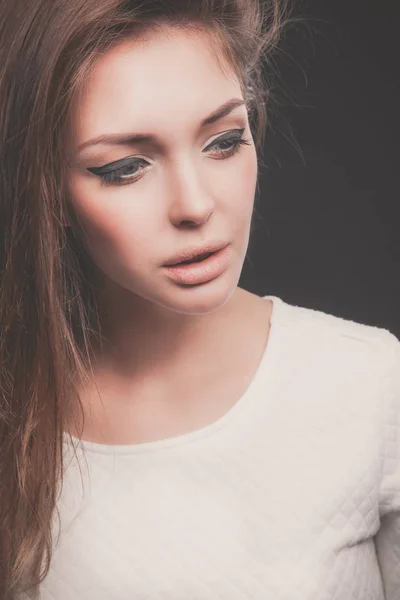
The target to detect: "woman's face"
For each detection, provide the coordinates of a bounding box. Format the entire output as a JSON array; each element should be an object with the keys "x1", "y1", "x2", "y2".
[{"x1": 68, "y1": 26, "x2": 258, "y2": 315}]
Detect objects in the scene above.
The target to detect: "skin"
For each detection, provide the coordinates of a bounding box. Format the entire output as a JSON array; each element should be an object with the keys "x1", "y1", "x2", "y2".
[{"x1": 67, "y1": 25, "x2": 273, "y2": 444}]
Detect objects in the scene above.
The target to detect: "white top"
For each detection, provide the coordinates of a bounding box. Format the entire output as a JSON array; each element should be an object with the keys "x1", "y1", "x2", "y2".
[{"x1": 18, "y1": 295, "x2": 400, "y2": 600}]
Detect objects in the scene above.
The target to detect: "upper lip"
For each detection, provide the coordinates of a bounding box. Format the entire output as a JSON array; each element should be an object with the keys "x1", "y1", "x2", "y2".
[{"x1": 163, "y1": 242, "x2": 229, "y2": 266}]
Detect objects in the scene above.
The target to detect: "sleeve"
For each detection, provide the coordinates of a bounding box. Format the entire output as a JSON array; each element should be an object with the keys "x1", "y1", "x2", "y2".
[{"x1": 374, "y1": 330, "x2": 400, "y2": 599}]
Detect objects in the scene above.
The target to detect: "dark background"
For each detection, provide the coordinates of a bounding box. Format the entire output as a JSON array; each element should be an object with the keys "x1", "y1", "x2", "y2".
[{"x1": 240, "y1": 0, "x2": 400, "y2": 337}]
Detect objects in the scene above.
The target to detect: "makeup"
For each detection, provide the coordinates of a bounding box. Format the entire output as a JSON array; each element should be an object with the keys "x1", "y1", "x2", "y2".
[{"x1": 162, "y1": 244, "x2": 231, "y2": 285}]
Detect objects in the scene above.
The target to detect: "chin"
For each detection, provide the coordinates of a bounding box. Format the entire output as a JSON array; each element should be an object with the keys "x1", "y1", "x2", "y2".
[{"x1": 158, "y1": 271, "x2": 241, "y2": 316}]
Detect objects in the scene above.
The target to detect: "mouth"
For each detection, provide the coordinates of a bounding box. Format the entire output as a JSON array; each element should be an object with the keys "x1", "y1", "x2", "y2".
[
  {"x1": 177, "y1": 252, "x2": 214, "y2": 265},
  {"x1": 163, "y1": 243, "x2": 228, "y2": 267},
  {"x1": 162, "y1": 244, "x2": 231, "y2": 285}
]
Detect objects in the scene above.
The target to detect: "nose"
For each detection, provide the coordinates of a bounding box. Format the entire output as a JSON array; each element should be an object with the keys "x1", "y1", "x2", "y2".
[{"x1": 167, "y1": 157, "x2": 214, "y2": 227}]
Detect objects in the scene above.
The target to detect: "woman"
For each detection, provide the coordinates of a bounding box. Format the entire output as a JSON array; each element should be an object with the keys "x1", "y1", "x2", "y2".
[{"x1": 0, "y1": 0, "x2": 398, "y2": 598}]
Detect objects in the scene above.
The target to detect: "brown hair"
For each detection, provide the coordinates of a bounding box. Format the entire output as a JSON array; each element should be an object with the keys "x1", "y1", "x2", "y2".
[{"x1": 0, "y1": 0, "x2": 290, "y2": 597}]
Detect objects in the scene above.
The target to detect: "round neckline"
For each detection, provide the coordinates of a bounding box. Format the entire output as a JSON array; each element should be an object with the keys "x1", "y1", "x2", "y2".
[{"x1": 63, "y1": 294, "x2": 285, "y2": 456}]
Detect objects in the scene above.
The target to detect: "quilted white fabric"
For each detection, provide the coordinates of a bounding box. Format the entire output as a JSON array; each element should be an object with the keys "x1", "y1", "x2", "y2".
[{"x1": 17, "y1": 294, "x2": 400, "y2": 599}]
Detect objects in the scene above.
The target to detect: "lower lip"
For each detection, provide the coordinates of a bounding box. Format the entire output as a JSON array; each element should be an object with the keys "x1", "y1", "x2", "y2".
[{"x1": 163, "y1": 245, "x2": 231, "y2": 285}]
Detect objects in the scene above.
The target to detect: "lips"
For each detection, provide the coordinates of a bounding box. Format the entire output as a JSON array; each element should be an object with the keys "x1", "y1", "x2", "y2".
[
  {"x1": 178, "y1": 252, "x2": 213, "y2": 265},
  {"x1": 163, "y1": 243, "x2": 228, "y2": 267},
  {"x1": 163, "y1": 244, "x2": 231, "y2": 285}
]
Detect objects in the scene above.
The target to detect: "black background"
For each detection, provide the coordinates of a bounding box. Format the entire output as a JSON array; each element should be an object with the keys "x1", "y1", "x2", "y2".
[{"x1": 241, "y1": 0, "x2": 400, "y2": 337}]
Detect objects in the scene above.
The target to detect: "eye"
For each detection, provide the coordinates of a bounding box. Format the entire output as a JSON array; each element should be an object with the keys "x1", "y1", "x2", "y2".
[
  {"x1": 86, "y1": 128, "x2": 251, "y2": 187},
  {"x1": 87, "y1": 156, "x2": 149, "y2": 187},
  {"x1": 204, "y1": 128, "x2": 251, "y2": 159}
]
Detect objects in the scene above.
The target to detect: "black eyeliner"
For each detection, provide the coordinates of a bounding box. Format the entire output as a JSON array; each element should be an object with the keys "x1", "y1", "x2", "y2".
[
  {"x1": 87, "y1": 128, "x2": 247, "y2": 178},
  {"x1": 209, "y1": 128, "x2": 245, "y2": 145},
  {"x1": 87, "y1": 156, "x2": 139, "y2": 175}
]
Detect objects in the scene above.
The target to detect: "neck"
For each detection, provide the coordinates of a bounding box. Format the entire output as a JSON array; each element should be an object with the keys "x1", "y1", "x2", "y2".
[{"x1": 92, "y1": 282, "x2": 248, "y2": 383}]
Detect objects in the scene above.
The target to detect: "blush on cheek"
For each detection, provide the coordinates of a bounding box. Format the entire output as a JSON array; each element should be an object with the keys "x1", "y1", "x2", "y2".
[
  {"x1": 234, "y1": 148, "x2": 258, "y2": 216},
  {"x1": 243, "y1": 145, "x2": 258, "y2": 185},
  {"x1": 70, "y1": 194, "x2": 125, "y2": 265},
  {"x1": 83, "y1": 219, "x2": 123, "y2": 275},
  {"x1": 80, "y1": 206, "x2": 153, "y2": 279}
]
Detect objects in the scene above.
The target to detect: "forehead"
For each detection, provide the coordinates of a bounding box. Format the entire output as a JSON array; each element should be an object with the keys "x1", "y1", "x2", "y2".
[{"x1": 71, "y1": 27, "x2": 242, "y2": 142}]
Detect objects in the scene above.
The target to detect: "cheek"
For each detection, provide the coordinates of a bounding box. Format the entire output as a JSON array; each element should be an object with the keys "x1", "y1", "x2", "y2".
[
  {"x1": 243, "y1": 147, "x2": 258, "y2": 195},
  {"x1": 229, "y1": 147, "x2": 258, "y2": 218},
  {"x1": 68, "y1": 179, "x2": 151, "y2": 270}
]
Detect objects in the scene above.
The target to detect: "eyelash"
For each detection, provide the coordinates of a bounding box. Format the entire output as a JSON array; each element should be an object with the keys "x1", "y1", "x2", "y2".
[{"x1": 90, "y1": 129, "x2": 251, "y2": 187}]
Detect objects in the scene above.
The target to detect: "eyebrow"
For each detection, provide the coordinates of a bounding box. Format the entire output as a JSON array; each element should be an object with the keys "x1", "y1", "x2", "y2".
[{"x1": 77, "y1": 98, "x2": 246, "y2": 153}]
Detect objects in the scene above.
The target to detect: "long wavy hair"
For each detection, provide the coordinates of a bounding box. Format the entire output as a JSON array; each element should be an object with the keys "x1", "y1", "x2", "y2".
[{"x1": 0, "y1": 0, "x2": 289, "y2": 596}]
